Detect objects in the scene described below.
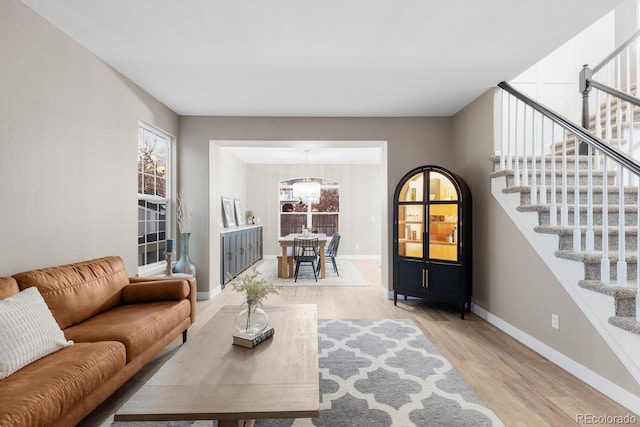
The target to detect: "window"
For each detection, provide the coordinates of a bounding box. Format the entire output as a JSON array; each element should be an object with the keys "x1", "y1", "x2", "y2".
[
  {"x1": 138, "y1": 124, "x2": 171, "y2": 270},
  {"x1": 279, "y1": 178, "x2": 339, "y2": 237}
]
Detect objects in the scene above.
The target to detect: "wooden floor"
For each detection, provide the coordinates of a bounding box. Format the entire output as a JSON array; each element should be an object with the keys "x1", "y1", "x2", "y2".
[{"x1": 81, "y1": 259, "x2": 635, "y2": 427}]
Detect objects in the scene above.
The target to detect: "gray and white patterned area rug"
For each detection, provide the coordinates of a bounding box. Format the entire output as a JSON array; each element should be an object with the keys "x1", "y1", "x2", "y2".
[
  {"x1": 255, "y1": 258, "x2": 367, "y2": 286},
  {"x1": 110, "y1": 319, "x2": 503, "y2": 427}
]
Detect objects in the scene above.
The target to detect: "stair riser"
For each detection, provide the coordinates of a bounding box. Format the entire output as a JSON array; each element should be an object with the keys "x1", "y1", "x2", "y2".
[
  {"x1": 504, "y1": 173, "x2": 614, "y2": 187},
  {"x1": 584, "y1": 261, "x2": 637, "y2": 281},
  {"x1": 494, "y1": 158, "x2": 590, "y2": 171},
  {"x1": 536, "y1": 210, "x2": 639, "y2": 227},
  {"x1": 556, "y1": 233, "x2": 637, "y2": 251},
  {"x1": 519, "y1": 191, "x2": 638, "y2": 206},
  {"x1": 616, "y1": 297, "x2": 637, "y2": 317}
]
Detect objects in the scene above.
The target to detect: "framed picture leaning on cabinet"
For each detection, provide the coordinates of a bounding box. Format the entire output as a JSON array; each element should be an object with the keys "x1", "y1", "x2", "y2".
[
  {"x1": 234, "y1": 198, "x2": 245, "y2": 226},
  {"x1": 222, "y1": 196, "x2": 236, "y2": 228}
]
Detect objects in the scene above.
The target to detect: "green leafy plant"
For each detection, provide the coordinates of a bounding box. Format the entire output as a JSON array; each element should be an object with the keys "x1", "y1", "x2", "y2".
[{"x1": 229, "y1": 267, "x2": 281, "y2": 306}]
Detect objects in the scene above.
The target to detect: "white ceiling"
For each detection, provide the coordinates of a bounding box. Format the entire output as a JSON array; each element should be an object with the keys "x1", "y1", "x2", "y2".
[{"x1": 21, "y1": 0, "x2": 623, "y2": 118}]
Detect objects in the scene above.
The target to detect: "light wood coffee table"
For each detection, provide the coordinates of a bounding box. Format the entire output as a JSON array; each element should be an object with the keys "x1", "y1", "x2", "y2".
[{"x1": 115, "y1": 304, "x2": 319, "y2": 427}]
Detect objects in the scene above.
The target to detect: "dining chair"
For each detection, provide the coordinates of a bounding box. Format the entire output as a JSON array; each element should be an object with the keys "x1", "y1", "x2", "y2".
[
  {"x1": 293, "y1": 237, "x2": 319, "y2": 282},
  {"x1": 317, "y1": 232, "x2": 341, "y2": 276}
]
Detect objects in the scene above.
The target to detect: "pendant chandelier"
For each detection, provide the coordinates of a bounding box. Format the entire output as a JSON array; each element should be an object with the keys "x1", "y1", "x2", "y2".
[
  {"x1": 293, "y1": 178, "x2": 321, "y2": 203},
  {"x1": 292, "y1": 150, "x2": 321, "y2": 203}
]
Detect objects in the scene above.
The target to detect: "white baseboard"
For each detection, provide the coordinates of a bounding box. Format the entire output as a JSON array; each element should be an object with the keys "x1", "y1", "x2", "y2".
[
  {"x1": 340, "y1": 255, "x2": 381, "y2": 260},
  {"x1": 197, "y1": 285, "x2": 221, "y2": 301},
  {"x1": 472, "y1": 304, "x2": 640, "y2": 415},
  {"x1": 196, "y1": 292, "x2": 211, "y2": 300}
]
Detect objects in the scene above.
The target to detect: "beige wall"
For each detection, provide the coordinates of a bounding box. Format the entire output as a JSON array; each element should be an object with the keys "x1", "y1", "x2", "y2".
[
  {"x1": 179, "y1": 117, "x2": 453, "y2": 294},
  {"x1": 452, "y1": 88, "x2": 640, "y2": 398},
  {"x1": 0, "y1": 0, "x2": 178, "y2": 275}
]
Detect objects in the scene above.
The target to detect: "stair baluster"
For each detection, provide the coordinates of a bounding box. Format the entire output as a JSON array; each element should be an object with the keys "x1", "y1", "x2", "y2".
[
  {"x1": 530, "y1": 106, "x2": 537, "y2": 204},
  {"x1": 618, "y1": 162, "x2": 628, "y2": 286},
  {"x1": 573, "y1": 139, "x2": 581, "y2": 251},
  {"x1": 601, "y1": 155, "x2": 611, "y2": 284},
  {"x1": 561, "y1": 131, "x2": 569, "y2": 226},
  {"x1": 586, "y1": 143, "x2": 594, "y2": 252},
  {"x1": 522, "y1": 104, "x2": 529, "y2": 187},
  {"x1": 514, "y1": 101, "x2": 521, "y2": 186},
  {"x1": 501, "y1": 90, "x2": 508, "y2": 171},
  {"x1": 539, "y1": 114, "x2": 547, "y2": 205},
  {"x1": 549, "y1": 122, "x2": 557, "y2": 226}
]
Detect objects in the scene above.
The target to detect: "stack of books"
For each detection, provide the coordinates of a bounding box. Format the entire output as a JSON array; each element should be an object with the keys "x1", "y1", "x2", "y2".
[{"x1": 232, "y1": 327, "x2": 275, "y2": 349}]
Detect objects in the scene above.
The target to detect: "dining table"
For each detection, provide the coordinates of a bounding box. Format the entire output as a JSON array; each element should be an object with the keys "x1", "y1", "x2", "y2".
[{"x1": 278, "y1": 233, "x2": 328, "y2": 279}]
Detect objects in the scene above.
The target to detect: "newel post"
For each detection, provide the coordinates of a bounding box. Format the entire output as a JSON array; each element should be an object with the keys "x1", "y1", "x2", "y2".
[{"x1": 578, "y1": 64, "x2": 593, "y2": 155}]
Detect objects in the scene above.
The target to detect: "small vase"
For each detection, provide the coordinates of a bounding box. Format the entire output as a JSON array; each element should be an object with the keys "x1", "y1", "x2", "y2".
[
  {"x1": 173, "y1": 232, "x2": 196, "y2": 275},
  {"x1": 235, "y1": 302, "x2": 269, "y2": 336}
]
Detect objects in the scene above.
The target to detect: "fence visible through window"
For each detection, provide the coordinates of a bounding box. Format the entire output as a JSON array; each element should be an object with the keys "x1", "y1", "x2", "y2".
[{"x1": 279, "y1": 179, "x2": 339, "y2": 237}]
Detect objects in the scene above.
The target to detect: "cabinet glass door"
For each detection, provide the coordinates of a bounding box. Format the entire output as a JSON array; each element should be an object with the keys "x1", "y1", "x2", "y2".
[
  {"x1": 428, "y1": 171, "x2": 458, "y2": 262},
  {"x1": 429, "y1": 171, "x2": 458, "y2": 202},
  {"x1": 398, "y1": 204, "x2": 423, "y2": 258},
  {"x1": 399, "y1": 172, "x2": 423, "y2": 202},
  {"x1": 428, "y1": 204, "x2": 457, "y2": 261}
]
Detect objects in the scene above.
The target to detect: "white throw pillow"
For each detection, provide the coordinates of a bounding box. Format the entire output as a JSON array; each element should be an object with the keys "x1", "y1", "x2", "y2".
[{"x1": 0, "y1": 287, "x2": 73, "y2": 380}]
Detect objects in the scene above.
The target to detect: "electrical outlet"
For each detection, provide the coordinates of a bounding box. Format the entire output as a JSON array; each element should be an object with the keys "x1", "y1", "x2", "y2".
[
  {"x1": 551, "y1": 313, "x2": 559, "y2": 330},
  {"x1": 355, "y1": 244, "x2": 360, "y2": 250}
]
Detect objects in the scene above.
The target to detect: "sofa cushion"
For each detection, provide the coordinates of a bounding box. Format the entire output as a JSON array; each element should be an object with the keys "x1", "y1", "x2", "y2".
[
  {"x1": 0, "y1": 287, "x2": 73, "y2": 380},
  {"x1": 63, "y1": 300, "x2": 191, "y2": 363},
  {"x1": 12, "y1": 256, "x2": 130, "y2": 329},
  {"x1": 0, "y1": 341, "x2": 125, "y2": 427},
  {"x1": 0, "y1": 277, "x2": 20, "y2": 300},
  {"x1": 122, "y1": 279, "x2": 190, "y2": 304}
]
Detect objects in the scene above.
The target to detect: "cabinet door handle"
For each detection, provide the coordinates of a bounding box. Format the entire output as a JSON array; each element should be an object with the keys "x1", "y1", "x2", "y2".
[{"x1": 422, "y1": 269, "x2": 429, "y2": 288}]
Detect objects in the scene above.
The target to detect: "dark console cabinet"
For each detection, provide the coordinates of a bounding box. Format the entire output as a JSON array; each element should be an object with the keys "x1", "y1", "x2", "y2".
[
  {"x1": 221, "y1": 225, "x2": 263, "y2": 286},
  {"x1": 393, "y1": 165, "x2": 472, "y2": 318}
]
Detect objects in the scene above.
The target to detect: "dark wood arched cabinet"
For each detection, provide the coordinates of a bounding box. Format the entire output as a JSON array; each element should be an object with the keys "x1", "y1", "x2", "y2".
[{"x1": 393, "y1": 165, "x2": 472, "y2": 319}]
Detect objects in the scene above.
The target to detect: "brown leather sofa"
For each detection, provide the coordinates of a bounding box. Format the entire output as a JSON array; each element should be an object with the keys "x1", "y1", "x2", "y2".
[{"x1": 0, "y1": 256, "x2": 196, "y2": 427}]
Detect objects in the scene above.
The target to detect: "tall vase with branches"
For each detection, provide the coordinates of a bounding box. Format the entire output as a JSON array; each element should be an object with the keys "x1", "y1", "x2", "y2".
[{"x1": 173, "y1": 188, "x2": 196, "y2": 275}]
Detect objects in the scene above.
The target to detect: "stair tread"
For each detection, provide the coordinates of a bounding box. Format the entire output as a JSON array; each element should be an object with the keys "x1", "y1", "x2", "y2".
[
  {"x1": 534, "y1": 225, "x2": 638, "y2": 235},
  {"x1": 608, "y1": 316, "x2": 640, "y2": 335},
  {"x1": 503, "y1": 185, "x2": 639, "y2": 194},
  {"x1": 579, "y1": 279, "x2": 637, "y2": 297},
  {"x1": 490, "y1": 154, "x2": 591, "y2": 162},
  {"x1": 490, "y1": 169, "x2": 614, "y2": 178},
  {"x1": 518, "y1": 204, "x2": 638, "y2": 213},
  {"x1": 554, "y1": 249, "x2": 638, "y2": 262}
]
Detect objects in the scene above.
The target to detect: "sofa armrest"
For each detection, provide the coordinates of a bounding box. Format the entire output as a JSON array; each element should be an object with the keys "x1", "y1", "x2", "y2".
[{"x1": 124, "y1": 277, "x2": 197, "y2": 325}]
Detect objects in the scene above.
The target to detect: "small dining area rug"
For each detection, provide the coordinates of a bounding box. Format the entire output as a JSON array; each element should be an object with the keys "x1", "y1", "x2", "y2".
[{"x1": 255, "y1": 258, "x2": 368, "y2": 286}]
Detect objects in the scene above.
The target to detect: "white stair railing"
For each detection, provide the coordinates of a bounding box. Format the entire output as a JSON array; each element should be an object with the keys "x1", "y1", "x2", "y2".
[{"x1": 499, "y1": 82, "x2": 640, "y2": 322}]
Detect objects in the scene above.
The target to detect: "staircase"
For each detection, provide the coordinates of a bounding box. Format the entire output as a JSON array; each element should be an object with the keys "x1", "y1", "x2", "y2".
[
  {"x1": 493, "y1": 82, "x2": 640, "y2": 386},
  {"x1": 490, "y1": 155, "x2": 640, "y2": 333}
]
